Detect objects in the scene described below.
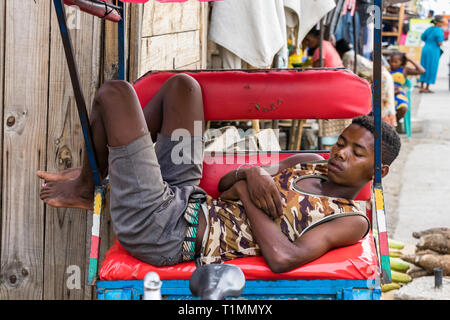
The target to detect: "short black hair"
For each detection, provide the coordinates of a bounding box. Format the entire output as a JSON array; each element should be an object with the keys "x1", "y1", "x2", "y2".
[
  {"x1": 307, "y1": 28, "x2": 321, "y2": 38},
  {"x1": 335, "y1": 39, "x2": 351, "y2": 56},
  {"x1": 351, "y1": 115, "x2": 401, "y2": 166},
  {"x1": 390, "y1": 51, "x2": 407, "y2": 66}
]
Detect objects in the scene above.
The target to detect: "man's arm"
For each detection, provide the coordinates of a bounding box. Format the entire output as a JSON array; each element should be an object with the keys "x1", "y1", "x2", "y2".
[
  {"x1": 217, "y1": 153, "x2": 324, "y2": 218},
  {"x1": 232, "y1": 181, "x2": 369, "y2": 273},
  {"x1": 218, "y1": 153, "x2": 324, "y2": 192}
]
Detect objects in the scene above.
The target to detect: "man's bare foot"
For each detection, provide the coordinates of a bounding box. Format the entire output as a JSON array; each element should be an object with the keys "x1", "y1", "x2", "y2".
[
  {"x1": 40, "y1": 178, "x2": 94, "y2": 210},
  {"x1": 37, "y1": 168, "x2": 82, "y2": 182},
  {"x1": 419, "y1": 88, "x2": 434, "y2": 93}
]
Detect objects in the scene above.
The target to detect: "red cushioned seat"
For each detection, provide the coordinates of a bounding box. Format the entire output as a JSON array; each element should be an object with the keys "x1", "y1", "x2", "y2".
[
  {"x1": 99, "y1": 154, "x2": 375, "y2": 281},
  {"x1": 99, "y1": 232, "x2": 378, "y2": 281},
  {"x1": 98, "y1": 69, "x2": 377, "y2": 281}
]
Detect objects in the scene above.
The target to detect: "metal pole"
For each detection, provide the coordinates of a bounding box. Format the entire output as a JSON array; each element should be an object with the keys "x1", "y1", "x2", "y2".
[
  {"x1": 373, "y1": 0, "x2": 392, "y2": 284},
  {"x1": 118, "y1": 0, "x2": 126, "y2": 80},
  {"x1": 329, "y1": 0, "x2": 345, "y2": 38},
  {"x1": 353, "y1": 12, "x2": 358, "y2": 74},
  {"x1": 318, "y1": 19, "x2": 324, "y2": 150},
  {"x1": 319, "y1": 19, "x2": 324, "y2": 67},
  {"x1": 373, "y1": 1, "x2": 383, "y2": 190}
]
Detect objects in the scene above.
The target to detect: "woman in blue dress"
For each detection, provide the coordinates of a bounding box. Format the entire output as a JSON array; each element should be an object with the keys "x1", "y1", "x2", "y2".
[{"x1": 419, "y1": 15, "x2": 446, "y2": 93}]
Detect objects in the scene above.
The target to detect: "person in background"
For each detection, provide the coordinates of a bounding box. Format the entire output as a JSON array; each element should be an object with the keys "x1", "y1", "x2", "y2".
[
  {"x1": 302, "y1": 29, "x2": 343, "y2": 68},
  {"x1": 388, "y1": 52, "x2": 425, "y2": 122},
  {"x1": 302, "y1": 30, "x2": 345, "y2": 150},
  {"x1": 336, "y1": 39, "x2": 397, "y2": 128},
  {"x1": 419, "y1": 15, "x2": 446, "y2": 93}
]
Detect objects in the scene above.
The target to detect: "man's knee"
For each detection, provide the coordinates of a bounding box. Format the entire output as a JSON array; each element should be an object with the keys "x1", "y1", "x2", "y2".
[
  {"x1": 95, "y1": 80, "x2": 136, "y2": 107},
  {"x1": 166, "y1": 73, "x2": 201, "y2": 96}
]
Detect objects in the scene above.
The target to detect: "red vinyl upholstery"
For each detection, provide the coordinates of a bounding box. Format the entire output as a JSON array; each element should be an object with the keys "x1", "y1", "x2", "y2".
[
  {"x1": 99, "y1": 69, "x2": 377, "y2": 281},
  {"x1": 133, "y1": 69, "x2": 372, "y2": 120},
  {"x1": 100, "y1": 233, "x2": 378, "y2": 281}
]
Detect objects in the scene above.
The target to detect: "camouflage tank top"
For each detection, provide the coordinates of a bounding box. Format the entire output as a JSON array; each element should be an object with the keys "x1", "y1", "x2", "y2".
[{"x1": 199, "y1": 161, "x2": 369, "y2": 265}]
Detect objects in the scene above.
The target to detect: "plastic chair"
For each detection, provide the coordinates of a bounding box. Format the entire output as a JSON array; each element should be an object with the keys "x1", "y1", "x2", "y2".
[{"x1": 403, "y1": 78, "x2": 413, "y2": 138}]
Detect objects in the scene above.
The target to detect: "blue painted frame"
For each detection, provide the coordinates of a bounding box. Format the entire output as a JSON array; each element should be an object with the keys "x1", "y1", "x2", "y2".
[{"x1": 96, "y1": 279, "x2": 381, "y2": 300}]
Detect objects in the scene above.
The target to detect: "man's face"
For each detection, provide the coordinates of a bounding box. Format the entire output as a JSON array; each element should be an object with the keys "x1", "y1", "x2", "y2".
[{"x1": 328, "y1": 124, "x2": 375, "y2": 187}]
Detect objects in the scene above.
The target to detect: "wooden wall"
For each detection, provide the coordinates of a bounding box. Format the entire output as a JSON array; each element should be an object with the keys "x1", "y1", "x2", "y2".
[
  {"x1": 0, "y1": 0, "x2": 208, "y2": 300},
  {"x1": 138, "y1": 0, "x2": 209, "y2": 76}
]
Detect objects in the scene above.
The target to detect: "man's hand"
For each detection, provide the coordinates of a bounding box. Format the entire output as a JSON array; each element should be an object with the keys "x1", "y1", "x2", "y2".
[
  {"x1": 219, "y1": 180, "x2": 244, "y2": 201},
  {"x1": 245, "y1": 166, "x2": 285, "y2": 218}
]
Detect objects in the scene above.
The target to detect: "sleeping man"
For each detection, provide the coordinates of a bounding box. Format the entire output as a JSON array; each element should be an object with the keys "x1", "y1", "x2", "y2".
[{"x1": 38, "y1": 73, "x2": 401, "y2": 273}]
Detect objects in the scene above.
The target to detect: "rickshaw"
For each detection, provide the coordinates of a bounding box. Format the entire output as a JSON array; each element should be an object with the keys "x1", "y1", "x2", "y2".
[{"x1": 53, "y1": 0, "x2": 391, "y2": 300}]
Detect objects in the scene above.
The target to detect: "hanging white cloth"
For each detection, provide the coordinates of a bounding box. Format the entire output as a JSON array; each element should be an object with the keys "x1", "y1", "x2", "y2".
[
  {"x1": 209, "y1": 0, "x2": 288, "y2": 68},
  {"x1": 283, "y1": 0, "x2": 336, "y2": 45}
]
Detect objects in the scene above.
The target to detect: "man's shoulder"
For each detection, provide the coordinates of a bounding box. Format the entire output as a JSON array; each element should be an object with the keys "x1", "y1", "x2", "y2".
[{"x1": 286, "y1": 153, "x2": 325, "y2": 166}]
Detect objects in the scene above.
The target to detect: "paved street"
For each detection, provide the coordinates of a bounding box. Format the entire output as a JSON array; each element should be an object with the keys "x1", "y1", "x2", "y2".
[{"x1": 383, "y1": 41, "x2": 450, "y2": 245}]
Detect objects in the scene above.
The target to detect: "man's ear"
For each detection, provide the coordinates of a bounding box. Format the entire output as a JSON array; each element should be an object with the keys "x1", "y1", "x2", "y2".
[
  {"x1": 371, "y1": 165, "x2": 390, "y2": 180},
  {"x1": 381, "y1": 165, "x2": 390, "y2": 178}
]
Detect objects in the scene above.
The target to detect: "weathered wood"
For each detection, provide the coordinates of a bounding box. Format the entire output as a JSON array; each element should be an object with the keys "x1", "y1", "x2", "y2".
[
  {"x1": 128, "y1": 3, "x2": 143, "y2": 82},
  {"x1": 177, "y1": 61, "x2": 201, "y2": 70},
  {"x1": 43, "y1": 8, "x2": 102, "y2": 300},
  {"x1": 141, "y1": 0, "x2": 201, "y2": 38},
  {"x1": 102, "y1": 18, "x2": 120, "y2": 82},
  {"x1": 0, "y1": 0, "x2": 50, "y2": 299},
  {"x1": 0, "y1": 0, "x2": 206, "y2": 300},
  {"x1": 199, "y1": 2, "x2": 209, "y2": 69},
  {"x1": 140, "y1": 30, "x2": 200, "y2": 72},
  {"x1": 0, "y1": 0, "x2": 5, "y2": 232}
]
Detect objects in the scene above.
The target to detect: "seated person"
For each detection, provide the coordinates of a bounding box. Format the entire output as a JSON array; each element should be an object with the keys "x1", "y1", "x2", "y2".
[
  {"x1": 302, "y1": 29, "x2": 343, "y2": 68},
  {"x1": 388, "y1": 51, "x2": 425, "y2": 123},
  {"x1": 38, "y1": 74, "x2": 401, "y2": 273}
]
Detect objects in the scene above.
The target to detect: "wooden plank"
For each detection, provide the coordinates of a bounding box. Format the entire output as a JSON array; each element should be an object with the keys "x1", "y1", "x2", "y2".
[
  {"x1": 140, "y1": 30, "x2": 200, "y2": 74},
  {"x1": 0, "y1": 0, "x2": 50, "y2": 300},
  {"x1": 102, "y1": 19, "x2": 119, "y2": 82},
  {"x1": 177, "y1": 61, "x2": 201, "y2": 70},
  {"x1": 0, "y1": 0, "x2": 5, "y2": 238},
  {"x1": 381, "y1": 32, "x2": 399, "y2": 37},
  {"x1": 382, "y1": 16, "x2": 398, "y2": 20},
  {"x1": 199, "y1": 2, "x2": 209, "y2": 69},
  {"x1": 142, "y1": 0, "x2": 201, "y2": 38},
  {"x1": 43, "y1": 8, "x2": 101, "y2": 300},
  {"x1": 128, "y1": 3, "x2": 143, "y2": 82}
]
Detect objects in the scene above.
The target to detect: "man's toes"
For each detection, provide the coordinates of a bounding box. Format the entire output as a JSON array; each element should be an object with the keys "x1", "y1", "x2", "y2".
[
  {"x1": 37, "y1": 171, "x2": 50, "y2": 180},
  {"x1": 40, "y1": 190, "x2": 51, "y2": 200}
]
